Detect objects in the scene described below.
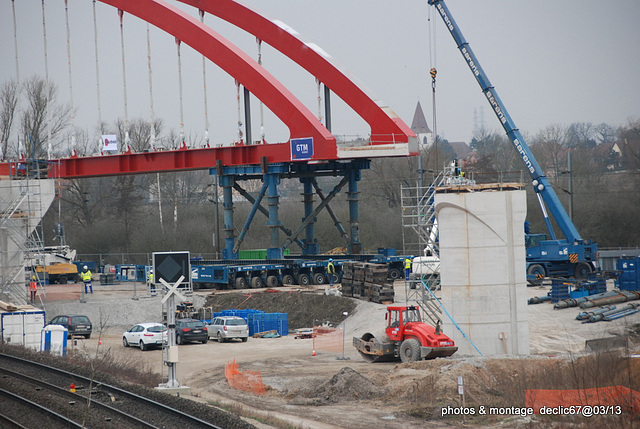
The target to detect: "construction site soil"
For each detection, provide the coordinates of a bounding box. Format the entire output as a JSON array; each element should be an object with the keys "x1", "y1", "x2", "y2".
[{"x1": 27, "y1": 282, "x2": 640, "y2": 428}]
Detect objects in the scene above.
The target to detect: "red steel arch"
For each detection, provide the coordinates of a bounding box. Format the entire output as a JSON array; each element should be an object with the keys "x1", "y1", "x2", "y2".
[
  {"x1": 0, "y1": 0, "x2": 417, "y2": 178},
  {"x1": 98, "y1": 0, "x2": 335, "y2": 155},
  {"x1": 179, "y1": 0, "x2": 415, "y2": 145}
]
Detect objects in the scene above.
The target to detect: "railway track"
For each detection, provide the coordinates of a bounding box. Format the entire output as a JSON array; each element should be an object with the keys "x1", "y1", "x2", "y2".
[{"x1": 0, "y1": 353, "x2": 225, "y2": 428}]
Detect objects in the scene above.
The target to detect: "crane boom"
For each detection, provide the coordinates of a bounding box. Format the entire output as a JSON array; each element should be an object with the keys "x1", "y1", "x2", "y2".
[{"x1": 428, "y1": 0, "x2": 581, "y2": 242}]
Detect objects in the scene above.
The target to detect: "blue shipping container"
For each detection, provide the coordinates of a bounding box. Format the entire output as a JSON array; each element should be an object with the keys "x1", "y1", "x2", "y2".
[{"x1": 617, "y1": 257, "x2": 640, "y2": 291}]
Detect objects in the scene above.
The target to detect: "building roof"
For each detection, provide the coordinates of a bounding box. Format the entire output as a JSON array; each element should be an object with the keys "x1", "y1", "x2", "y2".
[{"x1": 411, "y1": 101, "x2": 431, "y2": 134}]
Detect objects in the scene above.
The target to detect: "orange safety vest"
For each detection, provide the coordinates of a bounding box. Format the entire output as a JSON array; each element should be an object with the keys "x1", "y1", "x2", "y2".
[{"x1": 29, "y1": 281, "x2": 37, "y2": 292}]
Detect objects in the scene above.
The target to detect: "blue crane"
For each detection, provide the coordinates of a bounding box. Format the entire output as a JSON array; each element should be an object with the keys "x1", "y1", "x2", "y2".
[{"x1": 427, "y1": 0, "x2": 597, "y2": 282}]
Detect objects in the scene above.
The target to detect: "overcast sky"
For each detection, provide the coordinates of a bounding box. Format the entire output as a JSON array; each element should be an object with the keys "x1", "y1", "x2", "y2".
[{"x1": 1, "y1": 0, "x2": 638, "y2": 149}]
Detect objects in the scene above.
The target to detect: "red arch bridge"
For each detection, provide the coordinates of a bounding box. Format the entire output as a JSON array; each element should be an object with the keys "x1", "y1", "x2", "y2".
[{"x1": 1, "y1": 0, "x2": 417, "y2": 259}]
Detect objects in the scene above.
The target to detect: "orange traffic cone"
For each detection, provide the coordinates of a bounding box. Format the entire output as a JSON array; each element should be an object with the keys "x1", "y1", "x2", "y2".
[
  {"x1": 70, "y1": 383, "x2": 76, "y2": 393},
  {"x1": 312, "y1": 349, "x2": 316, "y2": 356}
]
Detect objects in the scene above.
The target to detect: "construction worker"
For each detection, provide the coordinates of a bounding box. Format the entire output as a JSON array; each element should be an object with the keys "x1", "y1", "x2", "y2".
[
  {"x1": 29, "y1": 276, "x2": 38, "y2": 303},
  {"x1": 80, "y1": 265, "x2": 93, "y2": 294},
  {"x1": 327, "y1": 259, "x2": 336, "y2": 287},
  {"x1": 147, "y1": 268, "x2": 156, "y2": 296},
  {"x1": 404, "y1": 256, "x2": 413, "y2": 281}
]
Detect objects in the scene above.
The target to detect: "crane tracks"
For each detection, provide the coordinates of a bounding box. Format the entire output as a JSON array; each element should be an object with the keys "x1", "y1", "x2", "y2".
[{"x1": 0, "y1": 353, "x2": 224, "y2": 429}]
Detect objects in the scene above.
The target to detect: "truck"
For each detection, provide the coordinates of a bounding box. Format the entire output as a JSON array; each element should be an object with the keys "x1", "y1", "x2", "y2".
[
  {"x1": 353, "y1": 305, "x2": 457, "y2": 363},
  {"x1": 427, "y1": 0, "x2": 598, "y2": 284},
  {"x1": 28, "y1": 245, "x2": 79, "y2": 284},
  {"x1": 190, "y1": 249, "x2": 409, "y2": 289}
]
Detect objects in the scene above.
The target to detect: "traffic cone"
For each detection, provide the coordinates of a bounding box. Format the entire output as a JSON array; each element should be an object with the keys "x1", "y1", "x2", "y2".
[
  {"x1": 312, "y1": 349, "x2": 316, "y2": 356},
  {"x1": 98, "y1": 340, "x2": 102, "y2": 345},
  {"x1": 70, "y1": 383, "x2": 76, "y2": 393}
]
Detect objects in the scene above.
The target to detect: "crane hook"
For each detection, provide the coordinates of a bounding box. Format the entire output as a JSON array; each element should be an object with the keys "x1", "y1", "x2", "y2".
[{"x1": 430, "y1": 67, "x2": 437, "y2": 91}]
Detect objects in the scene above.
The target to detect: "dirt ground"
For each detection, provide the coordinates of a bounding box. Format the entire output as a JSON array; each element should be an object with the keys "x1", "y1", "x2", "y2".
[{"x1": 42, "y1": 280, "x2": 640, "y2": 429}]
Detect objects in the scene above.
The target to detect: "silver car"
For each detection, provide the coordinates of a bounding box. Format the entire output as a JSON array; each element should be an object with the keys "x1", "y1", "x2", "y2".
[{"x1": 206, "y1": 316, "x2": 249, "y2": 343}]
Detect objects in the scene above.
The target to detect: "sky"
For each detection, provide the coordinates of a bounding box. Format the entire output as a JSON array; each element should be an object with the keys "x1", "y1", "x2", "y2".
[{"x1": 1, "y1": 0, "x2": 639, "y2": 151}]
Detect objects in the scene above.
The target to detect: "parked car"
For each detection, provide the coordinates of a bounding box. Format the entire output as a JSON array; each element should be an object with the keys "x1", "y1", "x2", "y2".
[
  {"x1": 122, "y1": 323, "x2": 167, "y2": 351},
  {"x1": 47, "y1": 315, "x2": 92, "y2": 339},
  {"x1": 175, "y1": 318, "x2": 208, "y2": 345},
  {"x1": 206, "y1": 316, "x2": 249, "y2": 343}
]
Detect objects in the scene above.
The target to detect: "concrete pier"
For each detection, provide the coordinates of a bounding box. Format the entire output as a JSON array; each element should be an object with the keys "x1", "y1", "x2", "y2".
[{"x1": 436, "y1": 188, "x2": 529, "y2": 356}]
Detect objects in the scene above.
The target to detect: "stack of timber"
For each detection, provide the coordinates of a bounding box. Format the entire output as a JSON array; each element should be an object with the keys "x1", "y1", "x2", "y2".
[{"x1": 341, "y1": 262, "x2": 394, "y2": 303}]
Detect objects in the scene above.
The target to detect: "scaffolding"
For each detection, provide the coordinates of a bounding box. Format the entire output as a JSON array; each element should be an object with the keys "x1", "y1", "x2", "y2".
[
  {"x1": 0, "y1": 179, "x2": 56, "y2": 305},
  {"x1": 400, "y1": 163, "x2": 475, "y2": 323}
]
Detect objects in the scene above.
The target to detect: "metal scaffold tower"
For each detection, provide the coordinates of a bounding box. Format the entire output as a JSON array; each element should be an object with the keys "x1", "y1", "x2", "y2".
[
  {"x1": 400, "y1": 162, "x2": 475, "y2": 322},
  {"x1": 0, "y1": 178, "x2": 56, "y2": 305}
]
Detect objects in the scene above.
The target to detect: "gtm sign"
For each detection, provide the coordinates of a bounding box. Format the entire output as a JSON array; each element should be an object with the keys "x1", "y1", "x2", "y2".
[{"x1": 291, "y1": 137, "x2": 314, "y2": 160}]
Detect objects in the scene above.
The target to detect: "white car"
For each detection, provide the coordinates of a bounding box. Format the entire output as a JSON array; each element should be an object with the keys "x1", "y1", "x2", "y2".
[
  {"x1": 122, "y1": 322, "x2": 167, "y2": 351},
  {"x1": 206, "y1": 316, "x2": 249, "y2": 342}
]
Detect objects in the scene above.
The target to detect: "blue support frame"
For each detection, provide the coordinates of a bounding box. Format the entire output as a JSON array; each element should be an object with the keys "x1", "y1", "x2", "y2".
[{"x1": 210, "y1": 160, "x2": 370, "y2": 260}]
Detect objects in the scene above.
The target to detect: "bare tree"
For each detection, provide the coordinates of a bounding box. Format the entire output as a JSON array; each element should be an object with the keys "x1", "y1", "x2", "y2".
[
  {"x1": 566, "y1": 122, "x2": 596, "y2": 149},
  {"x1": 115, "y1": 117, "x2": 164, "y2": 152},
  {"x1": 0, "y1": 79, "x2": 20, "y2": 159},
  {"x1": 532, "y1": 124, "x2": 569, "y2": 178},
  {"x1": 19, "y1": 76, "x2": 72, "y2": 158}
]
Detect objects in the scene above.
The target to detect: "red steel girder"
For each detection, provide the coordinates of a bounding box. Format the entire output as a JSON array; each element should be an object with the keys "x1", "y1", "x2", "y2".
[
  {"x1": 29, "y1": 144, "x2": 293, "y2": 179},
  {"x1": 181, "y1": 0, "x2": 415, "y2": 145}
]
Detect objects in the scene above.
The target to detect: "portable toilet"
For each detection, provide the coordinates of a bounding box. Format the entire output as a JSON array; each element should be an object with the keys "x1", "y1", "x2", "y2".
[{"x1": 41, "y1": 325, "x2": 68, "y2": 356}]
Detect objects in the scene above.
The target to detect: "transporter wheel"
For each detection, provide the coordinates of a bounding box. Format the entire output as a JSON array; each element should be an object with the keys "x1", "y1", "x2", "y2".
[
  {"x1": 400, "y1": 338, "x2": 422, "y2": 363},
  {"x1": 313, "y1": 272, "x2": 326, "y2": 285},
  {"x1": 298, "y1": 273, "x2": 311, "y2": 286},
  {"x1": 250, "y1": 276, "x2": 263, "y2": 288},
  {"x1": 266, "y1": 275, "x2": 278, "y2": 288},
  {"x1": 235, "y1": 277, "x2": 247, "y2": 289},
  {"x1": 388, "y1": 269, "x2": 402, "y2": 281},
  {"x1": 282, "y1": 274, "x2": 295, "y2": 285}
]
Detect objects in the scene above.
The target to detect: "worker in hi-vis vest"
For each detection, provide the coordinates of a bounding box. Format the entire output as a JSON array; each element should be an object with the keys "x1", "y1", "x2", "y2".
[
  {"x1": 327, "y1": 259, "x2": 336, "y2": 287},
  {"x1": 404, "y1": 257, "x2": 413, "y2": 281},
  {"x1": 81, "y1": 266, "x2": 93, "y2": 294}
]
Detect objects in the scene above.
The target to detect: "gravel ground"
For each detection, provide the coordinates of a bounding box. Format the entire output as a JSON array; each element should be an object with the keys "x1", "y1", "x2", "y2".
[{"x1": 41, "y1": 282, "x2": 207, "y2": 334}]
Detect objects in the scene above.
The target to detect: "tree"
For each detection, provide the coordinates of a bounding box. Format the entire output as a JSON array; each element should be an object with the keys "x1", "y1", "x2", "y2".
[
  {"x1": 593, "y1": 122, "x2": 617, "y2": 145},
  {"x1": 0, "y1": 79, "x2": 19, "y2": 159},
  {"x1": 115, "y1": 117, "x2": 164, "y2": 152},
  {"x1": 19, "y1": 76, "x2": 72, "y2": 158},
  {"x1": 618, "y1": 118, "x2": 640, "y2": 171},
  {"x1": 532, "y1": 124, "x2": 569, "y2": 179},
  {"x1": 566, "y1": 122, "x2": 596, "y2": 149}
]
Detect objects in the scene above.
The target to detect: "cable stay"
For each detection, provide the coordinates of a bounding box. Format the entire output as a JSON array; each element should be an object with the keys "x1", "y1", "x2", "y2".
[
  {"x1": 118, "y1": 9, "x2": 131, "y2": 153},
  {"x1": 235, "y1": 80, "x2": 243, "y2": 144},
  {"x1": 316, "y1": 78, "x2": 323, "y2": 127},
  {"x1": 92, "y1": 0, "x2": 104, "y2": 154},
  {"x1": 199, "y1": 9, "x2": 210, "y2": 147},
  {"x1": 175, "y1": 38, "x2": 186, "y2": 148},
  {"x1": 146, "y1": 23, "x2": 156, "y2": 151},
  {"x1": 41, "y1": 0, "x2": 52, "y2": 159},
  {"x1": 64, "y1": 0, "x2": 77, "y2": 156},
  {"x1": 11, "y1": 0, "x2": 22, "y2": 159},
  {"x1": 256, "y1": 38, "x2": 265, "y2": 143}
]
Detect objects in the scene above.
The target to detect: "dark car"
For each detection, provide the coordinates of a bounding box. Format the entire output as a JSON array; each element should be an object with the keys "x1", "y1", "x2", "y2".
[
  {"x1": 48, "y1": 315, "x2": 92, "y2": 339},
  {"x1": 175, "y1": 319, "x2": 208, "y2": 345}
]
